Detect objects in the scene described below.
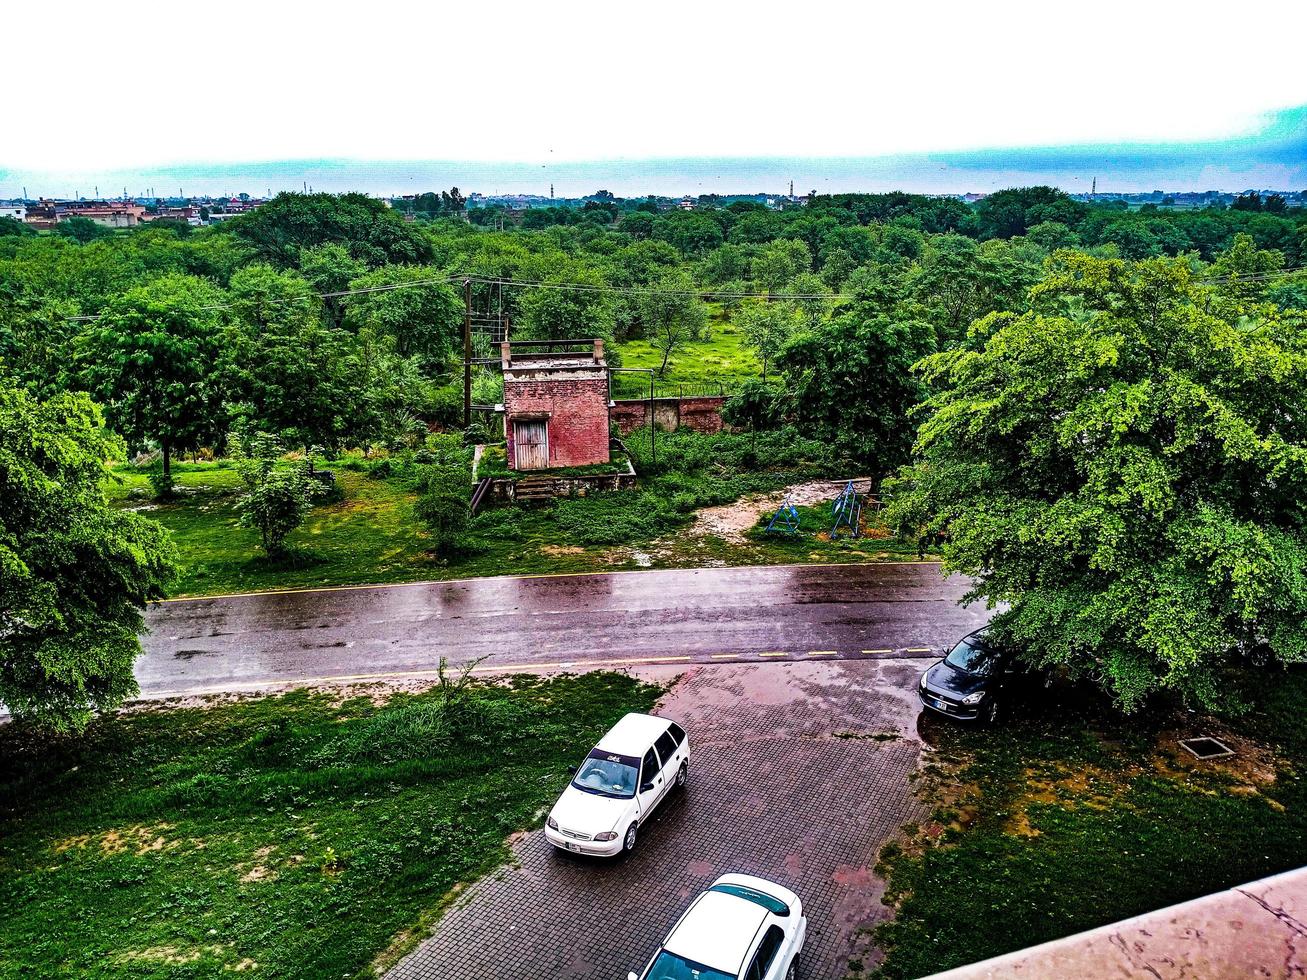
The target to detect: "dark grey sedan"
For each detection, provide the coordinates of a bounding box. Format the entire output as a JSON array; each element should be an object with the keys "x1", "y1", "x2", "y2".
[{"x1": 918, "y1": 629, "x2": 1018, "y2": 723}]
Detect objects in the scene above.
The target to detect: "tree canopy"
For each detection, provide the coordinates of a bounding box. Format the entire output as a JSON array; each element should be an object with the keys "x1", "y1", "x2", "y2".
[
  {"x1": 887, "y1": 254, "x2": 1307, "y2": 711},
  {"x1": 0, "y1": 384, "x2": 178, "y2": 732}
]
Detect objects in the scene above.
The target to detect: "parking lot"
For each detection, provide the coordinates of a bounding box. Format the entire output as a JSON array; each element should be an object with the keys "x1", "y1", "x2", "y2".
[{"x1": 389, "y1": 659, "x2": 928, "y2": 979}]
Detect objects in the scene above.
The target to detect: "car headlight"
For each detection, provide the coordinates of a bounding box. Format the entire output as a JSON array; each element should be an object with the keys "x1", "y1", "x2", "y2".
[
  {"x1": 547, "y1": 816, "x2": 559, "y2": 830},
  {"x1": 961, "y1": 691, "x2": 985, "y2": 706},
  {"x1": 919, "y1": 672, "x2": 929, "y2": 690},
  {"x1": 594, "y1": 831, "x2": 618, "y2": 842}
]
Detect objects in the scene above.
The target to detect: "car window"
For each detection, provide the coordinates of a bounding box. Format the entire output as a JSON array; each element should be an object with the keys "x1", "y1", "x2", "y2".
[
  {"x1": 944, "y1": 638, "x2": 1003, "y2": 677},
  {"x1": 655, "y1": 730, "x2": 677, "y2": 762},
  {"x1": 745, "y1": 925, "x2": 785, "y2": 980},
  {"x1": 572, "y1": 749, "x2": 640, "y2": 799},
  {"x1": 642, "y1": 747, "x2": 661, "y2": 783},
  {"x1": 644, "y1": 949, "x2": 734, "y2": 980},
  {"x1": 669, "y1": 722, "x2": 686, "y2": 746}
]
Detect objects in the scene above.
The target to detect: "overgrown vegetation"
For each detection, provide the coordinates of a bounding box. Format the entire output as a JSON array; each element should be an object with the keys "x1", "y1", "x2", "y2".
[
  {"x1": 872, "y1": 667, "x2": 1307, "y2": 978},
  {"x1": 0, "y1": 671, "x2": 660, "y2": 979}
]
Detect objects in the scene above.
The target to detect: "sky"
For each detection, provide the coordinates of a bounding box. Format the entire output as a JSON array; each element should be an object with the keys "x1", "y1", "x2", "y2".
[{"x1": 3, "y1": 0, "x2": 1306, "y2": 197}]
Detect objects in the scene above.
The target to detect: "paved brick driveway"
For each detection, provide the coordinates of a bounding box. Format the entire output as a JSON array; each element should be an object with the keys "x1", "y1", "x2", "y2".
[{"x1": 390, "y1": 659, "x2": 927, "y2": 980}]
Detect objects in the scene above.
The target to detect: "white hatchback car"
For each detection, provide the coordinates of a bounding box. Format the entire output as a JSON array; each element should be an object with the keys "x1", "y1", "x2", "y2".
[
  {"x1": 629, "y1": 874, "x2": 807, "y2": 980},
  {"x1": 544, "y1": 712, "x2": 688, "y2": 857}
]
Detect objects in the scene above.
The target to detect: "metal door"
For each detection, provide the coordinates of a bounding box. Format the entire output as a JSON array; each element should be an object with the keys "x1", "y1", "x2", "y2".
[{"x1": 513, "y1": 419, "x2": 548, "y2": 469}]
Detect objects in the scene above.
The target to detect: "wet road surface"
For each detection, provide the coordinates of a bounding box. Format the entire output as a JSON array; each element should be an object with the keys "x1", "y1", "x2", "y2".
[{"x1": 137, "y1": 562, "x2": 989, "y2": 697}]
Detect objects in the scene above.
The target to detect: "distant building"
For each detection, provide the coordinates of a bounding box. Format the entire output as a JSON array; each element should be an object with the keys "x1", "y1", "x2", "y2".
[
  {"x1": 0, "y1": 204, "x2": 26, "y2": 222},
  {"x1": 143, "y1": 205, "x2": 202, "y2": 226},
  {"x1": 499, "y1": 340, "x2": 611, "y2": 471},
  {"x1": 60, "y1": 202, "x2": 145, "y2": 228}
]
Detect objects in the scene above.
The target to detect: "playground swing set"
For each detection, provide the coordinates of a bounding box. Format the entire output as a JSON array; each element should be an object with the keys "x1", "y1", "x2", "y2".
[{"x1": 764, "y1": 480, "x2": 865, "y2": 538}]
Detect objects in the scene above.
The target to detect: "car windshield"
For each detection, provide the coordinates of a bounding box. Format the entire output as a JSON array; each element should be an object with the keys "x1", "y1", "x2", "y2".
[
  {"x1": 944, "y1": 638, "x2": 1002, "y2": 677},
  {"x1": 643, "y1": 950, "x2": 735, "y2": 980},
  {"x1": 571, "y1": 748, "x2": 639, "y2": 799}
]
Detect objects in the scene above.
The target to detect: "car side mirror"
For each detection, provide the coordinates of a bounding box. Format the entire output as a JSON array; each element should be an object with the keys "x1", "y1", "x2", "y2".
[{"x1": 640, "y1": 781, "x2": 655, "y2": 792}]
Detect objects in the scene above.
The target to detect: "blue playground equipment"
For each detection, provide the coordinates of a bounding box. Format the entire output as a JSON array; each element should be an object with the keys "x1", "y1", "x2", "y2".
[
  {"x1": 830, "y1": 480, "x2": 863, "y2": 539},
  {"x1": 765, "y1": 497, "x2": 802, "y2": 535}
]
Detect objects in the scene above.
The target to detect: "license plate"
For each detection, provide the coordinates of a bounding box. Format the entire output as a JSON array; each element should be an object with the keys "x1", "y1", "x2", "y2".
[{"x1": 928, "y1": 696, "x2": 951, "y2": 712}]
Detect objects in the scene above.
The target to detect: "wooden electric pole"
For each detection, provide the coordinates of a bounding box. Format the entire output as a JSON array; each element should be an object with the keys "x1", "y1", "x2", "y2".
[{"x1": 462, "y1": 278, "x2": 472, "y2": 427}]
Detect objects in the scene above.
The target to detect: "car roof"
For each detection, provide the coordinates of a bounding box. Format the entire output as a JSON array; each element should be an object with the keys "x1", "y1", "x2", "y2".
[
  {"x1": 664, "y1": 889, "x2": 768, "y2": 974},
  {"x1": 594, "y1": 712, "x2": 672, "y2": 757}
]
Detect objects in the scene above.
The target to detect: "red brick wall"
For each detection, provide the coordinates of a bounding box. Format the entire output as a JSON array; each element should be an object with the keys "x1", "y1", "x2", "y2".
[
  {"x1": 504, "y1": 377, "x2": 610, "y2": 469},
  {"x1": 610, "y1": 396, "x2": 726, "y2": 435},
  {"x1": 611, "y1": 400, "x2": 647, "y2": 436},
  {"x1": 678, "y1": 397, "x2": 725, "y2": 434}
]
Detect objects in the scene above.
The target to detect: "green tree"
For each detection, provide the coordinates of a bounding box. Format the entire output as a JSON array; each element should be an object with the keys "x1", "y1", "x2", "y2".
[
  {"x1": 887, "y1": 254, "x2": 1307, "y2": 711},
  {"x1": 752, "y1": 238, "x2": 812, "y2": 295},
  {"x1": 229, "y1": 192, "x2": 432, "y2": 268},
  {"x1": 639, "y1": 271, "x2": 708, "y2": 376},
  {"x1": 77, "y1": 274, "x2": 228, "y2": 482},
  {"x1": 343, "y1": 266, "x2": 462, "y2": 372},
  {"x1": 519, "y1": 271, "x2": 616, "y2": 342},
  {"x1": 736, "y1": 300, "x2": 797, "y2": 381},
  {"x1": 225, "y1": 265, "x2": 361, "y2": 451},
  {"x1": 298, "y1": 242, "x2": 367, "y2": 328},
  {"x1": 232, "y1": 432, "x2": 317, "y2": 556},
  {"x1": 0, "y1": 384, "x2": 178, "y2": 732},
  {"x1": 54, "y1": 217, "x2": 113, "y2": 244}
]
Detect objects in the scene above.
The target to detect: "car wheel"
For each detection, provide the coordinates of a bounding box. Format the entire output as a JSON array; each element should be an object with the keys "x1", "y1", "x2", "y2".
[
  {"x1": 676, "y1": 762, "x2": 688, "y2": 790},
  {"x1": 623, "y1": 823, "x2": 638, "y2": 854},
  {"x1": 785, "y1": 954, "x2": 799, "y2": 979},
  {"x1": 982, "y1": 698, "x2": 1001, "y2": 726}
]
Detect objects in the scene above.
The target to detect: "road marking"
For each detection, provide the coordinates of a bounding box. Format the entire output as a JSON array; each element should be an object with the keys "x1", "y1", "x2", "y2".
[
  {"x1": 806, "y1": 650, "x2": 837, "y2": 656},
  {"x1": 711, "y1": 653, "x2": 740, "y2": 659},
  {"x1": 862, "y1": 649, "x2": 894, "y2": 654},
  {"x1": 155, "y1": 560, "x2": 947, "y2": 603},
  {"x1": 905, "y1": 647, "x2": 933, "y2": 653},
  {"x1": 757, "y1": 651, "x2": 789, "y2": 658}
]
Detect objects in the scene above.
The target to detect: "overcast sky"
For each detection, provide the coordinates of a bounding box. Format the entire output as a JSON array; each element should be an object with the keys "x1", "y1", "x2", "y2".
[{"x1": 4, "y1": 0, "x2": 1306, "y2": 195}]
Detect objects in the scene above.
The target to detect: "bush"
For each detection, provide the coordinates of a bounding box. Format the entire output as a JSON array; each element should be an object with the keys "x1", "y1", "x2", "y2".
[
  {"x1": 232, "y1": 433, "x2": 317, "y2": 556},
  {"x1": 413, "y1": 463, "x2": 471, "y2": 555}
]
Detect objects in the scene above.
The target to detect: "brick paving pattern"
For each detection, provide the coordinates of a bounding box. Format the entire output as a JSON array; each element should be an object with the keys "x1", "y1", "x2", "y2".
[{"x1": 390, "y1": 661, "x2": 926, "y2": 980}]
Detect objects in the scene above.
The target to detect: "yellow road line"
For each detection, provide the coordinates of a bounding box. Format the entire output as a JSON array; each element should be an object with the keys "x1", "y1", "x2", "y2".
[
  {"x1": 757, "y1": 651, "x2": 790, "y2": 658},
  {"x1": 905, "y1": 647, "x2": 933, "y2": 653},
  {"x1": 156, "y1": 560, "x2": 947, "y2": 604},
  {"x1": 711, "y1": 653, "x2": 741, "y2": 659},
  {"x1": 862, "y1": 649, "x2": 893, "y2": 654},
  {"x1": 806, "y1": 650, "x2": 837, "y2": 656}
]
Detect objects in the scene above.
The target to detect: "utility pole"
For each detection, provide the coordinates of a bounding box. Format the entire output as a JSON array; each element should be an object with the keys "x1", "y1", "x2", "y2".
[{"x1": 463, "y1": 278, "x2": 473, "y2": 427}]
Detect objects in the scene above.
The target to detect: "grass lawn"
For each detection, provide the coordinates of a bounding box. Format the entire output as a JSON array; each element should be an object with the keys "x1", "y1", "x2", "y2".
[
  {"x1": 612, "y1": 307, "x2": 761, "y2": 398},
  {"x1": 0, "y1": 672, "x2": 660, "y2": 979},
  {"x1": 107, "y1": 433, "x2": 925, "y2": 598},
  {"x1": 870, "y1": 669, "x2": 1307, "y2": 979}
]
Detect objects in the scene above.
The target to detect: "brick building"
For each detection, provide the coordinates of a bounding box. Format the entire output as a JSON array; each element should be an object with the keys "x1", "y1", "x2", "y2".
[{"x1": 500, "y1": 340, "x2": 611, "y2": 470}]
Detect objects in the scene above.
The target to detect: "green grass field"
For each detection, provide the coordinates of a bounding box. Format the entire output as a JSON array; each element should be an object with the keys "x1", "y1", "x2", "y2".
[
  {"x1": 0, "y1": 672, "x2": 660, "y2": 979},
  {"x1": 871, "y1": 669, "x2": 1307, "y2": 979},
  {"x1": 612, "y1": 308, "x2": 761, "y2": 398}
]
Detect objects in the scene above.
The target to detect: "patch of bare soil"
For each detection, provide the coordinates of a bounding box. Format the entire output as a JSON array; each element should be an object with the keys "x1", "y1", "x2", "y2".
[
  {"x1": 680, "y1": 478, "x2": 873, "y2": 545},
  {"x1": 53, "y1": 822, "x2": 179, "y2": 857}
]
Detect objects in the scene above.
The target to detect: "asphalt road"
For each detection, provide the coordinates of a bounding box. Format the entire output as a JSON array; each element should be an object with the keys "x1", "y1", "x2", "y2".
[{"x1": 136, "y1": 562, "x2": 990, "y2": 698}]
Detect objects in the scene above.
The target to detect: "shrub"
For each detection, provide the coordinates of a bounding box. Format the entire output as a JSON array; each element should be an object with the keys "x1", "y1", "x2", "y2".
[
  {"x1": 145, "y1": 458, "x2": 174, "y2": 499},
  {"x1": 413, "y1": 463, "x2": 471, "y2": 555},
  {"x1": 232, "y1": 432, "x2": 318, "y2": 556}
]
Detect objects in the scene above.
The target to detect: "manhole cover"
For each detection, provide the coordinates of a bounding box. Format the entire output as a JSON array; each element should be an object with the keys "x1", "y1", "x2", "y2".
[{"x1": 1179, "y1": 736, "x2": 1234, "y2": 760}]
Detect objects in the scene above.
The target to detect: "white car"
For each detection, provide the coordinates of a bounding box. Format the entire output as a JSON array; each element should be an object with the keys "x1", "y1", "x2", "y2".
[
  {"x1": 629, "y1": 874, "x2": 807, "y2": 980},
  {"x1": 544, "y1": 712, "x2": 688, "y2": 857}
]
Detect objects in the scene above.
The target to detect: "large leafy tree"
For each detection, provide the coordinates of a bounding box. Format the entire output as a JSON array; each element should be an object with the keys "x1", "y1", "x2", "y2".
[
  {"x1": 519, "y1": 270, "x2": 616, "y2": 342},
  {"x1": 0, "y1": 383, "x2": 178, "y2": 732},
  {"x1": 639, "y1": 271, "x2": 708, "y2": 376},
  {"x1": 225, "y1": 265, "x2": 361, "y2": 451},
  {"x1": 77, "y1": 274, "x2": 229, "y2": 480},
  {"x1": 888, "y1": 254, "x2": 1307, "y2": 711},
  {"x1": 229, "y1": 192, "x2": 432, "y2": 268},
  {"x1": 343, "y1": 266, "x2": 462, "y2": 372}
]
